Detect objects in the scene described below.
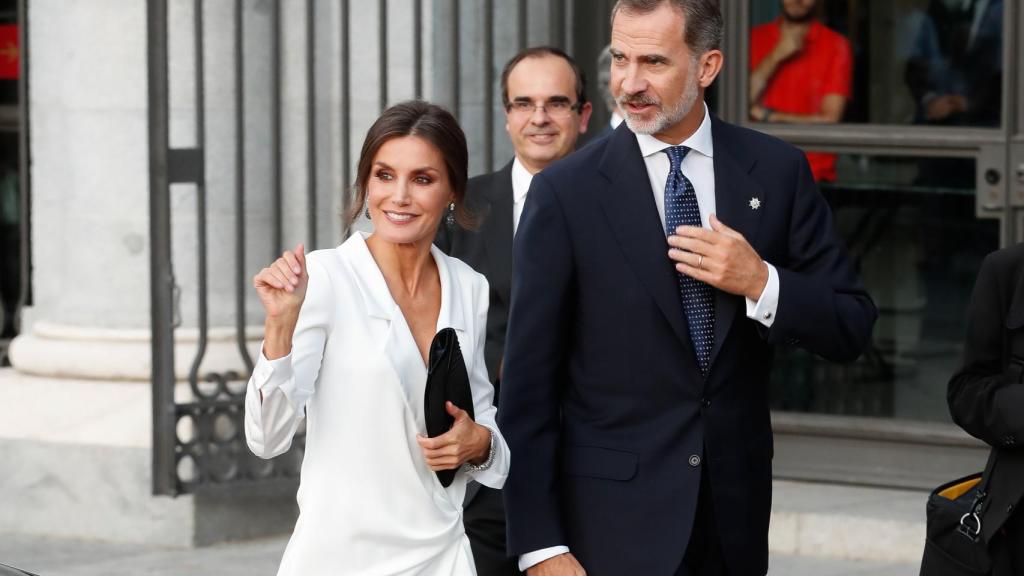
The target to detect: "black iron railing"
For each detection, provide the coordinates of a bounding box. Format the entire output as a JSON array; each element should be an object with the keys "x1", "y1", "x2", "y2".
[{"x1": 148, "y1": 0, "x2": 586, "y2": 496}]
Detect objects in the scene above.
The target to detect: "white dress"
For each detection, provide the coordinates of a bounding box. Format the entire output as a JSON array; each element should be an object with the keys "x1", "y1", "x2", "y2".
[{"x1": 244, "y1": 232, "x2": 509, "y2": 576}]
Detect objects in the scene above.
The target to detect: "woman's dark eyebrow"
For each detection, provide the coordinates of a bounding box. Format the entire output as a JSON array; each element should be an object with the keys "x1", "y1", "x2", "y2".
[{"x1": 374, "y1": 161, "x2": 438, "y2": 174}]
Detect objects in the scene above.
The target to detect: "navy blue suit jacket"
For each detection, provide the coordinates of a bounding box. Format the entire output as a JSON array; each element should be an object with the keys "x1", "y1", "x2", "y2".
[{"x1": 499, "y1": 118, "x2": 877, "y2": 576}]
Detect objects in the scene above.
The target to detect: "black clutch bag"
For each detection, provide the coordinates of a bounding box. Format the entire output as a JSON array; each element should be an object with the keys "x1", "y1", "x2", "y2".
[{"x1": 424, "y1": 327, "x2": 475, "y2": 487}]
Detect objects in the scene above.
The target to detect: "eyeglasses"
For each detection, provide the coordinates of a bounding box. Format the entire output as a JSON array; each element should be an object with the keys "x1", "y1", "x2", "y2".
[{"x1": 505, "y1": 99, "x2": 582, "y2": 118}]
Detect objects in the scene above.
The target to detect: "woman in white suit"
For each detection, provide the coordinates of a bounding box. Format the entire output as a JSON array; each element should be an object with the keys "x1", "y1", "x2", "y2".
[{"x1": 244, "y1": 101, "x2": 509, "y2": 576}]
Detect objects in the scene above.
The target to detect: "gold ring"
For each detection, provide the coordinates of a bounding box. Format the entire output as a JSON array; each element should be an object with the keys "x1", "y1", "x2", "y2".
[{"x1": 698, "y1": 255, "x2": 704, "y2": 270}]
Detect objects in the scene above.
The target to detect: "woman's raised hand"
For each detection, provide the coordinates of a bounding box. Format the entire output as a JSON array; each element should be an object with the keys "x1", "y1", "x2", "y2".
[{"x1": 253, "y1": 244, "x2": 309, "y2": 321}]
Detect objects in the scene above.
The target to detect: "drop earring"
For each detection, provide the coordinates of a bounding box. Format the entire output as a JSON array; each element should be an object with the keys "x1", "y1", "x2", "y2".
[
  {"x1": 364, "y1": 205, "x2": 371, "y2": 219},
  {"x1": 445, "y1": 202, "x2": 456, "y2": 227}
]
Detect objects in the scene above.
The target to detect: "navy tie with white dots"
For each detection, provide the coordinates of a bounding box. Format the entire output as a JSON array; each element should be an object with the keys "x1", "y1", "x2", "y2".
[{"x1": 663, "y1": 146, "x2": 714, "y2": 375}]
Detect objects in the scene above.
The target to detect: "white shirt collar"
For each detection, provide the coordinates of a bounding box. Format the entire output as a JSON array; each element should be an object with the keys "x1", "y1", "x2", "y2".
[
  {"x1": 511, "y1": 156, "x2": 533, "y2": 204},
  {"x1": 634, "y1": 102, "x2": 714, "y2": 160}
]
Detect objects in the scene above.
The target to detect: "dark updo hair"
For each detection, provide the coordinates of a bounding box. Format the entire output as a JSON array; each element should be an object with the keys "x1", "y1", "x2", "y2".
[{"x1": 348, "y1": 100, "x2": 474, "y2": 228}]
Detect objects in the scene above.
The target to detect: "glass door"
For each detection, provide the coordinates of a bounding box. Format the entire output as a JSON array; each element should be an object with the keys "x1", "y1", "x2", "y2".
[{"x1": 717, "y1": 0, "x2": 1016, "y2": 487}]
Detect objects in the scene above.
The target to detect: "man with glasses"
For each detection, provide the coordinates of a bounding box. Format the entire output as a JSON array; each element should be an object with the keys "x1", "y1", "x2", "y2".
[{"x1": 435, "y1": 46, "x2": 592, "y2": 576}]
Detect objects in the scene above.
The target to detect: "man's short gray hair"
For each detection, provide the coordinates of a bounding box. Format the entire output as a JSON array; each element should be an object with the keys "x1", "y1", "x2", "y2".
[{"x1": 611, "y1": 0, "x2": 723, "y2": 56}]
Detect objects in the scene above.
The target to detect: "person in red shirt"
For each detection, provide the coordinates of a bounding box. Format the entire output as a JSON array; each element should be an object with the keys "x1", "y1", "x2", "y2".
[{"x1": 749, "y1": 0, "x2": 852, "y2": 182}]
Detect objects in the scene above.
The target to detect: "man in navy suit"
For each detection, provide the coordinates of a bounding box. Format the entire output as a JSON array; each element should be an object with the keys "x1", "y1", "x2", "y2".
[{"x1": 498, "y1": 1, "x2": 877, "y2": 575}]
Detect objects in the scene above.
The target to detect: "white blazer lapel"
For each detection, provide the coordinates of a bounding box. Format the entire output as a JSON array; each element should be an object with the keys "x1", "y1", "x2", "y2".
[
  {"x1": 431, "y1": 245, "x2": 466, "y2": 335},
  {"x1": 344, "y1": 233, "x2": 394, "y2": 333},
  {"x1": 342, "y1": 234, "x2": 429, "y2": 426}
]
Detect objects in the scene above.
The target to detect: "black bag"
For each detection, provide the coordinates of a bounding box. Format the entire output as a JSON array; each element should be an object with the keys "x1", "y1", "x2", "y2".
[
  {"x1": 424, "y1": 327, "x2": 475, "y2": 488},
  {"x1": 920, "y1": 452, "x2": 998, "y2": 576}
]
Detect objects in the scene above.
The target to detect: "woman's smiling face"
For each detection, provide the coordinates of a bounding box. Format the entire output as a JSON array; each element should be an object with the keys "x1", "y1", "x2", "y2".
[{"x1": 366, "y1": 135, "x2": 453, "y2": 247}]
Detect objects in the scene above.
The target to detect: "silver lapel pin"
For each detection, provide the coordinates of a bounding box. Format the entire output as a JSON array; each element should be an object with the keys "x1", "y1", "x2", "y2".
[{"x1": 749, "y1": 197, "x2": 761, "y2": 210}]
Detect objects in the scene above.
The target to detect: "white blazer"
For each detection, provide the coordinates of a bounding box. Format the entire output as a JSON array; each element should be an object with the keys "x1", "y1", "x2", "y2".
[{"x1": 245, "y1": 232, "x2": 509, "y2": 576}]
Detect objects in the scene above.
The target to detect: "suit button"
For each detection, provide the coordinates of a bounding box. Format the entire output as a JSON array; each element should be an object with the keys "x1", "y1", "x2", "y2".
[
  {"x1": 701, "y1": 398, "x2": 711, "y2": 408},
  {"x1": 1005, "y1": 435, "x2": 1016, "y2": 447},
  {"x1": 689, "y1": 455, "x2": 701, "y2": 467},
  {"x1": 1008, "y1": 504, "x2": 1015, "y2": 514}
]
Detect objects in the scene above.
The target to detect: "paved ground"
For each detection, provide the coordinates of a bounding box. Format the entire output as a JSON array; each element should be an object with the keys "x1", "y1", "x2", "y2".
[{"x1": 1, "y1": 533, "x2": 919, "y2": 576}]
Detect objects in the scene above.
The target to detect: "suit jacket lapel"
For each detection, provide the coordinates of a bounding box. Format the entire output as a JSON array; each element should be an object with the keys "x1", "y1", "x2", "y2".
[
  {"x1": 597, "y1": 125, "x2": 696, "y2": 363},
  {"x1": 483, "y1": 162, "x2": 514, "y2": 306},
  {"x1": 708, "y1": 117, "x2": 764, "y2": 369}
]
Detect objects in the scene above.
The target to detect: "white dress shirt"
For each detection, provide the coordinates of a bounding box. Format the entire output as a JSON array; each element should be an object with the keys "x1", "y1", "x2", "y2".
[
  {"x1": 519, "y1": 103, "x2": 780, "y2": 573},
  {"x1": 245, "y1": 233, "x2": 509, "y2": 576},
  {"x1": 637, "y1": 102, "x2": 779, "y2": 328},
  {"x1": 512, "y1": 156, "x2": 532, "y2": 235}
]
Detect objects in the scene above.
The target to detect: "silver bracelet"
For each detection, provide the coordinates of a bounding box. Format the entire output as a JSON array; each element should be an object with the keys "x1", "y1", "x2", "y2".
[{"x1": 465, "y1": 426, "x2": 496, "y2": 473}]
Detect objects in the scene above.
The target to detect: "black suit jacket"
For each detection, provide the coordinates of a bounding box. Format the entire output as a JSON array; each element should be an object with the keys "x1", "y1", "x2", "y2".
[
  {"x1": 948, "y1": 244, "x2": 1024, "y2": 572},
  {"x1": 499, "y1": 119, "x2": 877, "y2": 576},
  {"x1": 435, "y1": 161, "x2": 514, "y2": 391}
]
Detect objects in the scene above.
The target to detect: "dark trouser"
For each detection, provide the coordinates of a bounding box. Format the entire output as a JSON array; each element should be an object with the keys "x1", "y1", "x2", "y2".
[
  {"x1": 464, "y1": 485, "x2": 521, "y2": 576},
  {"x1": 675, "y1": 464, "x2": 728, "y2": 576}
]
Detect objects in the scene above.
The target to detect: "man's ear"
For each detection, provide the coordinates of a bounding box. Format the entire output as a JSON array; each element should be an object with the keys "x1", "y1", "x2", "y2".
[
  {"x1": 699, "y1": 50, "x2": 724, "y2": 89},
  {"x1": 577, "y1": 102, "x2": 594, "y2": 134}
]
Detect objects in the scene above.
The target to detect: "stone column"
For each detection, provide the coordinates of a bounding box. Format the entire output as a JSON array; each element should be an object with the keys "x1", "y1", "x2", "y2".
[{"x1": 11, "y1": 0, "x2": 160, "y2": 379}]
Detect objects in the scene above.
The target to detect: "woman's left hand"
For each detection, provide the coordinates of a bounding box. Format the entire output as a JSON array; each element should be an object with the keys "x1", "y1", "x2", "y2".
[{"x1": 416, "y1": 402, "x2": 491, "y2": 471}]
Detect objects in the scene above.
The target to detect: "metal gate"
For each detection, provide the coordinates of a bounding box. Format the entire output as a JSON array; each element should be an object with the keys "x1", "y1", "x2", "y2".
[
  {"x1": 149, "y1": 0, "x2": 307, "y2": 495},
  {"x1": 147, "y1": 0, "x2": 598, "y2": 496}
]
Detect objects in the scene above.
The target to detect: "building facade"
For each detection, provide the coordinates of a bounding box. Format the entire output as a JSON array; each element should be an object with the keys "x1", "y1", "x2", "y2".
[{"x1": 1, "y1": 0, "x2": 1020, "y2": 544}]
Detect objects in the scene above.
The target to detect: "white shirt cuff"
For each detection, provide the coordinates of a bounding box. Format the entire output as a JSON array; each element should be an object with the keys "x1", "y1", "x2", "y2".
[
  {"x1": 745, "y1": 262, "x2": 779, "y2": 328},
  {"x1": 519, "y1": 546, "x2": 570, "y2": 572},
  {"x1": 252, "y1": 342, "x2": 294, "y2": 395}
]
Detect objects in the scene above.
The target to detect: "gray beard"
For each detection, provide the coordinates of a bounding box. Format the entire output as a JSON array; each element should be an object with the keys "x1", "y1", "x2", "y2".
[{"x1": 621, "y1": 69, "x2": 700, "y2": 136}]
